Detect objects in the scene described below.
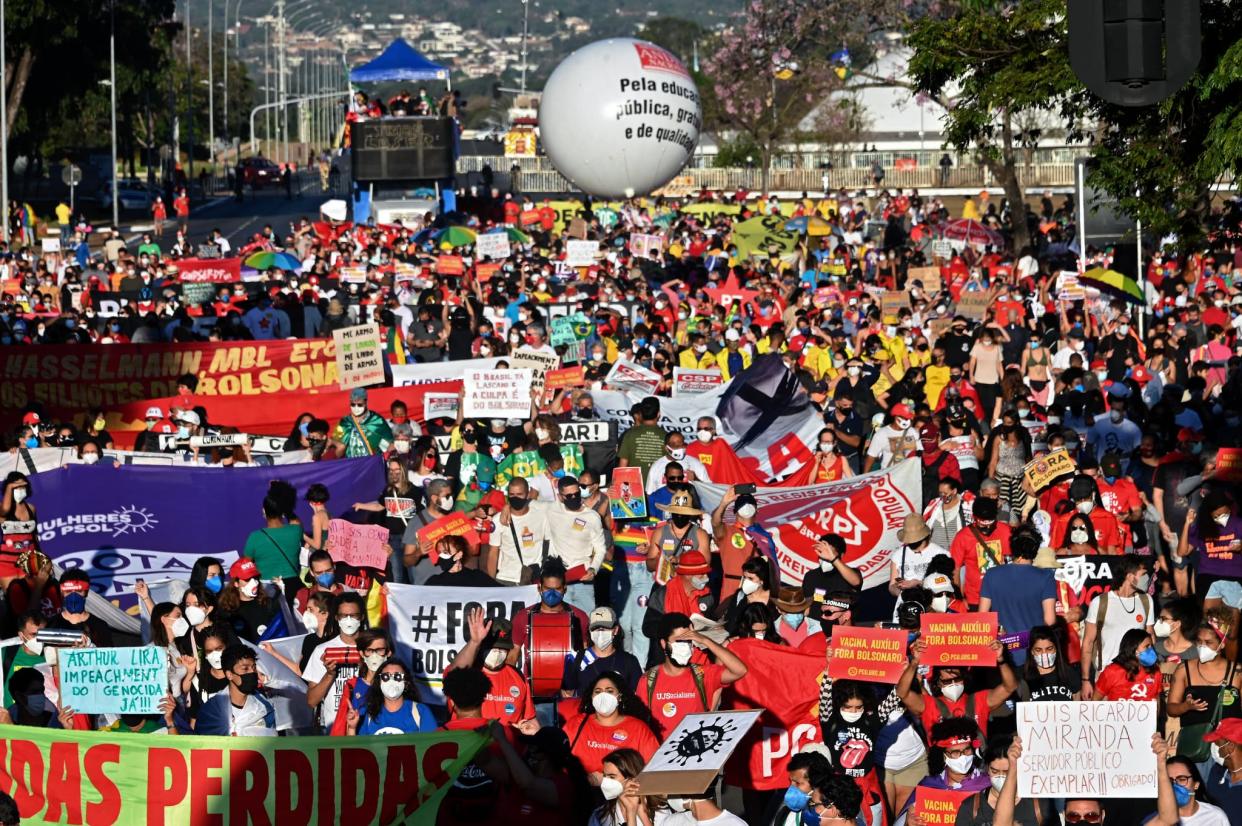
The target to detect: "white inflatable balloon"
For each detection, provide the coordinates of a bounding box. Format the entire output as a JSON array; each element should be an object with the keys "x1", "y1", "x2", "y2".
[{"x1": 539, "y1": 38, "x2": 702, "y2": 199}]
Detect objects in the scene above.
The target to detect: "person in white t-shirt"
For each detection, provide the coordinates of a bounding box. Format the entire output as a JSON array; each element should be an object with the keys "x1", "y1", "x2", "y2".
[
  {"x1": 1144, "y1": 755, "x2": 1231, "y2": 826},
  {"x1": 542, "y1": 476, "x2": 606, "y2": 612},
  {"x1": 647, "y1": 431, "x2": 710, "y2": 492},
  {"x1": 865, "y1": 403, "x2": 918, "y2": 472},
  {"x1": 487, "y1": 476, "x2": 551, "y2": 585},
  {"x1": 301, "y1": 593, "x2": 367, "y2": 731},
  {"x1": 1081, "y1": 556, "x2": 1153, "y2": 692},
  {"x1": 888, "y1": 513, "x2": 950, "y2": 600}
]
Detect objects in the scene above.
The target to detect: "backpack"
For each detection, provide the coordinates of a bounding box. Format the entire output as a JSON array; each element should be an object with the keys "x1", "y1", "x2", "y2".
[{"x1": 645, "y1": 664, "x2": 708, "y2": 712}]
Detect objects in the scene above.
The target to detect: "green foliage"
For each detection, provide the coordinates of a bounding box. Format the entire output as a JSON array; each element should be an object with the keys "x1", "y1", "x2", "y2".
[
  {"x1": 635, "y1": 17, "x2": 707, "y2": 65},
  {"x1": 713, "y1": 136, "x2": 762, "y2": 168}
]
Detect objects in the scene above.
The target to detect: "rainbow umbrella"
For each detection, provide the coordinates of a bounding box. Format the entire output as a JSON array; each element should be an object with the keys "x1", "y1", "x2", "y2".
[
  {"x1": 433, "y1": 226, "x2": 478, "y2": 248},
  {"x1": 1081, "y1": 267, "x2": 1145, "y2": 305},
  {"x1": 243, "y1": 251, "x2": 302, "y2": 271},
  {"x1": 485, "y1": 226, "x2": 532, "y2": 244}
]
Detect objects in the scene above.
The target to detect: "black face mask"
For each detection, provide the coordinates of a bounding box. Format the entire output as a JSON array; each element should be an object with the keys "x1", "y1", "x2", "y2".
[
  {"x1": 562, "y1": 493, "x2": 582, "y2": 510},
  {"x1": 235, "y1": 672, "x2": 259, "y2": 695},
  {"x1": 463, "y1": 431, "x2": 477, "y2": 445},
  {"x1": 671, "y1": 514, "x2": 693, "y2": 528},
  {"x1": 975, "y1": 521, "x2": 996, "y2": 536},
  {"x1": 508, "y1": 496, "x2": 528, "y2": 511},
  {"x1": 438, "y1": 555, "x2": 456, "y2": 573}
]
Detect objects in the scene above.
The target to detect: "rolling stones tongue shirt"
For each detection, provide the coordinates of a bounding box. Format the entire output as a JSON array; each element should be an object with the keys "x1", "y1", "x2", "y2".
[{"x1": 826, "y1": 719, "x2": 876, "y2": 778}]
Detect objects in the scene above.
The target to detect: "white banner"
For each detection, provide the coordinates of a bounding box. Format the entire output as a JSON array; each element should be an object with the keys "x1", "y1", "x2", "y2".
[
  {"x1": 392, "y1": 357, "x2": 501, "y2": 386},
  {"x1": 387, "y1": 584, "x2": 538, "y2": 703},
  {"x1": 565, "y1": 239, "x2": 599, "y2": 268},
  {"x1": 463, "y1": 369, "x2": 533, "y2": 418},
  {"x1": 605, "y1": 359, "x2": 663, "y2": 395},
  {"x1": 476, "y1": 232, "x2": 512, "y2": 260},
  {"x1": 509, "y1": 349, "x2": 561, "y2": 396},
  {"x1": 672, "y1": 367, "x2": 723, "y2": 397},
  {"x1": 0, "y1": 446, "x2": 310, "y2": 475},
  {"x1": 695, "y1": 459, "x2": 921, "y2": 588},
  {"x1": 244, "y1": 634, "x2": 316, "y2": 732},
  {"x1": 1016, "y1": 701, "x2": 1157, "y2": 798}
]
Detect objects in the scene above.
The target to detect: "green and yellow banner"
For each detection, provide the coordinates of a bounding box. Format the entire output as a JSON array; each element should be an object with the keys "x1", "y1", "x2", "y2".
[{"x1": 0, "y1": 727, "x2": 486, "y2": 825}]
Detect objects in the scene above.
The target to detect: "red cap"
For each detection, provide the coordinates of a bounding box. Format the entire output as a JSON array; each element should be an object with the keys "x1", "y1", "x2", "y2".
[
  {"x1": 479, "y1": 490, "x2": 506, "y2": 512},
  {"x1": 1203, "y1": 718, "x2": 1242, "y2": 744},
  {"x1": 1177, "y1": 427, "x2": 1204, "y2": 442},
  {"x1": 230, "y1": 558, "x2": 260, "y2": 581},
  {"x1": 676, "y1": 551, "x2": 711, "y2": 576},
  {"x1": 22, "y1": 412, "x2": 39, "y2": 425},
  {"x1": 1130, "y1": 365, "x2": 1152, "y2": 384},
  {"x1": 154, "y1": 420, "x2": 176, "y2": 435},
  {"x1": 60, "y1": 578, "x2": 89, "y2": 595},
  {"x1": 1090, "y1": 359, "x2": 1107, "y2": 370},
  {"x1": 890, "y1": 403, "x2": 914, "y2": 420}
]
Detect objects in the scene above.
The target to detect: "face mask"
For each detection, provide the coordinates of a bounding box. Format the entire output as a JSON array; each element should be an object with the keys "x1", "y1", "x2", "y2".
[
  {"x1": 1136, "y1": 573, "x2": 1150, "y2": 591},
  {"x1": 205, "y1": 575, "x2": 223, "y2": 594},
  {"x1": 1211, "y1": 742, "x2": 1227, "y2": 766},
  {"x1": 737, "y1": 503, "x2": 757, "y2": 519},
  {"x1": 600, "y1": 777, "x2": 625, "y2": 801},
  {"x1": 12, "y1": 485, "x2": 28, "y2": 503},
  {"x1": 668, "y1": 448, "x2": 686, "y2": 461},
  {"x1": 1109, "y1": 409, "x2": 1123, "y2": 423},
  {"x1": 591, "y1": 629, "x2": 614, "y2": 650},
  {"x1": 740, "y1": 578, "x2": 761, "y2": 596},
  {"x1": 945, "y1": 753, "x2": 974, "y2": 774},
  {"x1": 1137, "y1": 647, "x2": 1158, "y2": 667},
  {"x1": 302, "y1": 611, "x2": 321, "y2": 633},
  {"x1": 22, "y1": 636, "x2": 43, "y2": 656},
  {"x1": 697, "y1": 428, "x2": 713, "y2": 443},
  {"x1": 380, "y1": 675, "x2": 406, "y2": 699},
  {"x1": 206, "y1": 650, "x2": 224, "y2": 670},
  {"x1": 535, "y1": 428, "x2": 550, "y2": 440},
  {"x1": 541, "y1": 589, "x2": 564, "y2": 607},
  {"x1": 508, "y1": 496, "x2": 528, "y2": 511},
  {"x1": 847, "y1": 366, "x2": 860, "y2": 377},
  {"x1": 562, "y1": 493, "x2": 582, "y2": 511},
  {"x1": 1033, "y1": 651, "x2": 1057, "y2": 669},
  {"x1": 63, "y1": 593, "x2": 87, "y2": 614},
  {"x1": 484, "y1": 648, "x2": 507, "y2": 670},
  {"x1": 1172, "y1": 782, "x2": 1192, "y2": 807},
  {"x1": 783, "y1": 785, "x2": 810, "y2": 813},
  {"x1": 238, "y1": 579, "x2": 260, "y2": 598},
  {"x1": 1118, "y1": 325, "x2": 1129, "y2": 336},
  {"x1": 23, "y1": 693, "x2": 47, "y2": 715},
  {"x1": 1076, "y1": 501, "x2": 1095, "y2": 515},
  {"x1": 177, "y1": 426, "x2": 191, "y2": 440},
  {"x1": 932, "y1": 595, "x2": 950, "y2": 613},
  {"x1": 840, "y1": 709, "x2": 864, "y2": 723},
  {"x1": 800, "y1": 807, "x2": 822, "y2": 826},
  {"x1": 394, "y1": 441, "x2": 410, "y2": 454},
  {"x1": 1070, "y1": 528, "x2": 1089, "y2": 545},
  {"x1": 1198, "y1": 644, "x2": 1219, "y2": 663},
  {"x1": 170, "y1": 618, "x2": 190, "y2": 638},
  {"x1": 592, "y1": 691, "x2": 619, "y2": 715},
  {"x1": 1215, "y1": 514, "x2": 1231, "y2": 527},
  {"x1": 819, "y1": 440, "x2": 835, "y2": 452},
  {"x1": 1152, "y1": 620, "x2": 1172, "y2": 638},
  {"x1": 672, "y1": 514, "x2": 693, "y2": 528},
  {"x1": 82, "y1": 452, "x2": 101, "y2": 465},
  {"x1": 363, "y1": 652, "x2": 387, "y2": 673},
  {"x1": 991, "y1": 775, "x2": 1007, "y2": 794},
  {"x1": 337, "y1": 616, "x2": 362, "y2": 636},
  {"x1": 668, "y1": 640, "x2": 693, "y2": 666},
  {"x1": 894, "y1": 418, "x2": 911, "y2": 431},
  {"x1": 941, "y1": 683, "x2": 965, "y2": 701},
  {"x1": 235, "y1": 672, "x2": 259, "y2": 695},
  {"x1": 785, "y1": 613, "x2": 804, "y2": 630}
]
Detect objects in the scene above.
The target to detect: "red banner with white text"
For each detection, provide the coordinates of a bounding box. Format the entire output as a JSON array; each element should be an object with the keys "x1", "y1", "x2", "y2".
[{"x1": 175, "y1": 257, "x2": 243, "y2": 283}]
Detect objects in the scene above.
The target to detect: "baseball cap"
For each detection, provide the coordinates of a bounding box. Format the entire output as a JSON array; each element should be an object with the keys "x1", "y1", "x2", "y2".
[
  {"x1": 1090, "y1": 359, "x2": 1107, "y2": 370},
  {"x1": 229, "y1": 558, "x2": 259, "y2": 581},
  {"x1": 890, "y1": 403, "x2": 914, "y2": 420},
  {"x1": 485, "y1": 618, "x2": 515, "y2": 651},
  {"x1": 350, "y1": 387, "x2": 367, "y2": 404},
  {"x1": 589, "y1": 607, "x2": 618, "y2": 630},
  {"x1": 177, "y1": 410, "x2": 201, "y2": 426},
  {"x1": 724, "y1": 328, "x2": 741, "y2": 342},
  {"x1": 1129, "y1": 365, "x2": 1152, "y2": 384},
  {"x1": 923, "y1": 573, "x2": 954, "y2": 595},
  {"x1": 1177, "y1": 427, "x2": 1204, "y2": 442},
  {"x1": 1203, "y1": 718, "x2": 1242, "y2": 744},
  {"x1": 1100, "y1": 452, "x2": 1123, "y2": 475},
  {"x1": 144, "y1": 406, "x2": 163, "y2": 419},
  {"x1": 21, "y1": 412, "x2": 39, "y2": 426}
]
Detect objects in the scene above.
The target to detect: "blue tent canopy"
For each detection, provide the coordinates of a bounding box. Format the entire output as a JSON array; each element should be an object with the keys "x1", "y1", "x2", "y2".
[{"x1": 350, "y1": 38, "x2": 450, "y2": 85}]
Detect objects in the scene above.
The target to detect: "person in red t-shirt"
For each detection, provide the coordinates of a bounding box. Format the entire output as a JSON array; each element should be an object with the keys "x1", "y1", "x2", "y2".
[
  {"x1": 1097, "y1": 453, "x2": 1143, "y2": 549},
  {"x1": 439, "y1": 667, "x2": 515, "y2": 826},
  {"x1": 643, "y1": 613, "x2": 748, "y2": 740},
  {"x1": 173, "y1": 189, "x2": 190, "y2": 233},
  {"x1": 895, "y1": 638, "x2": 1018, "y2": 744},
  {"x1": 152, "y1": 196, "x2": 167, "y2": 237},
  {"x1": 948, "y1": 496, "x2": 1012, "y2": 606},
  {"x1": 1093, "y1": 629, "x2": 1163, "y2": 701},
  {"x1": 563, "y1": 671, "x2": 659, "y2": 778},
  {"x1": 446, "y1": 610, "x2": 536, "y2": 726},
  {"x1": 1049, "y1": 476, "x2": 1124, "y2": 554}
]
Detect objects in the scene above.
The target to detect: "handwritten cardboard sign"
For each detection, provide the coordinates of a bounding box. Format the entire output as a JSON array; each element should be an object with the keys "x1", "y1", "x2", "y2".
[
  {"x1": 1016, "y1": 701, "x2": 1157, "y2": 798},
  {"x1": 463, "y1": 369, "x2": 533, "y2": 418},
  {"x1": 60, "y1": 646, "x2": 166, "y2": 715},
  {"x1": 545, "y1": 365, "x2": 586, "y2": 390},
  {"x1": 911, "y1": 788, "x2": 971, "y2": 825},
  {"x1": 1024, "y1": 448, "x2": 1076, "y2": 491},
  {"x1": 565, "y1": 240, "x2": 599, "y2": 268},
  {"x1": 958, "y1": 291, "x2": 992, "y2": 321},
  {"x1": 475, "y1": 232, "x2": 511, "y2": 260},
  {"x1": 827, "y1": 626, "x2": 908, "y2": 684},
  {"x1": 333, "y1": 323, "x2": 384, "y2": 390},
  {"x1": 920, "y1": 611, "x2": 999, "y2": 667},
  {"x1": 508, "y1": 349, "x2": 561, "y2": 397},
  {"x1": 907, "y1": 265, "x2": 942, "y2": 294},
  {"x1": 881, "y1": 291, "x2": 907, "y2": 319},
  {"x1": 326, "y1": 519, "x2": 390, "y2": 569}
]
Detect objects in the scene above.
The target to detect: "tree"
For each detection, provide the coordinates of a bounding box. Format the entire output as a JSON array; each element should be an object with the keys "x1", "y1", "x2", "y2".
[
  {"x1": 636, "y1": 17, "x2": 707, "y2": 66},
  {"x1": 904, "y1": 0, "x2": 1086, "y2": 252}
]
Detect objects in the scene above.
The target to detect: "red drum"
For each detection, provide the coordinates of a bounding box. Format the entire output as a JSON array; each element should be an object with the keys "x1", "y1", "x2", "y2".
[{"x1": 525, "y1": 612, "x2": 576, "y2": 698}]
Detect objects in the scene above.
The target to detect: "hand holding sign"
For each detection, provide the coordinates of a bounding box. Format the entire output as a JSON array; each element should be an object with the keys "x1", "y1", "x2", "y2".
[{"x1": 326, "y1": 519, "x2": 391, "y2": 569}]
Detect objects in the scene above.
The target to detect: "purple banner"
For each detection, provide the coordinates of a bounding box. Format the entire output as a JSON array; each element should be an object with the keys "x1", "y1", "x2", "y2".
[{"x1": 31, "y1": 457, "x2": 385, "y2": 598}]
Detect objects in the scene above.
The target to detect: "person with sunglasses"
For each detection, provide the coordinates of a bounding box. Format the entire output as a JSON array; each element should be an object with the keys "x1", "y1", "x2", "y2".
[{"x1": 345, "y1": 659, "x2": 435, "y2": 735}]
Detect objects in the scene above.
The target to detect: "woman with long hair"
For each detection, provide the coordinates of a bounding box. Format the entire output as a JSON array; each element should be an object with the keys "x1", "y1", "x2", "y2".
[
  {"x1": 1094, "y1": 628, "x2": 1163, "y2": 701},
  {"x1": 730, "y1": 602, "x2": 782, "y2": 644},
  {"x1": 985, "y1": 409, "x2": 1032, "y2": 517},
  {"x1": 719, "y1": 556, "x2": 774, "y2": 635},
  {"x1": 1, "y1": 472, "x2": 40, "y2": 592},
  {"x1": 818, "y1": 673, "x2": 902, "y2": 826},
  {"x1": 589, "y1": 747, "x2": 681, "y2": 826},
  {"x1": 345, "y1": 658, "x2": 435, "y2": 735},
  {"x1": 1018, "y1": 625, "x2": 1080, "y2": 702},
  {"x1": 1183, "y1": 490, "x2": 1242, "y2": 598},
  {"x1": 1058, "y1": 512, "x2": 1099, "y2": 556},
  {"x1": 564, "y1": 671, "x2": 659, "y2": 781},
  {"x1": 327, "y1": 628, "x2": 394, "y2": 735},
  {"x1": 216, "y1": 558, "x2": 278, "y2": 644},
  {"x1": 149, "y1": 601, "x2": 196, "y2": 700},
  {"x1": 1167, "y1": 618, "x2": 1242, "y2": 762}
]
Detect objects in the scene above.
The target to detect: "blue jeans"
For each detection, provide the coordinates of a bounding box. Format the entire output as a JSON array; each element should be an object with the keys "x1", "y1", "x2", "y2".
[
  {"x1": 614, "y1": 561, "x2": 654, "y2": 668},
  {"x1": 565, "y1": 581, "x2": 596, "y2": 615}
]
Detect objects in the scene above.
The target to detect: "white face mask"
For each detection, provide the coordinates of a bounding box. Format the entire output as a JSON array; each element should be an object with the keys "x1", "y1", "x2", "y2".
[
  {"x1": 894, "y1": 418, "x2": 911, "y2": 431},
  {"x1": 302, "y1": 611, "x2": 321, "y2": 633},
  {"x1": 1109, "y1": 409, "x2": 1123, "y2": 423},
  {"x1": 945, "y1": 754, "x2": 975, "y2": 774},
  {"x1": 819, "y1": 440, "x2": 835, "y2": 452},
  {"x1": 1033, "y1": 651, "x2": 1057, "y2": 669},
  {"x1": 1215, "y1": 514, "x2": 1231, "y2": 527},
  {"x1": 847, "y1": 366, "x2": 861, "y2": 377},
  {"x1": 184, "y1": 605, "x2": 207, "y2": 627},
  {"x1": 600, "y1": 777, "x2": 625, "y2": 801},
  {"x1": 12, "y1": 488, "x2": 27, "y2": 504},
  {"x1": 1153, "y1": 620, "x2": 1172, "y2": 638},
  {"x1": 394, "y1": 441, "x2": 411, "y2": 454},
  {"x1": 932, "y1": 595, "x2": 950, "y2": 613},
  {"x1": 170, "y1": 617, "x2": 190, "y2": 638},
  {"x1": 737, "y1": 503, "x2": 757, "y2": 519},
  {"x1": 840, "y1": 709, "x2": 864, "y2": 724},
  {"x1": 23, "y1": 637, "x2": 43, "y2": 656},
  {"x1": 350, "y1": 405, "x2": 366, "y2": 417},
  {"x1": 941, "y1": 683, "x2": 965, "y2": 701},
  {"x1": 696, "y1": 429, "x2": 713, "y2": 443},
  {"x1": 592, "y1": 691, "x2": 619, "y2": 716},
  {"x1": 240, "y1": 580, "x2": 260, "y2": 598},
  {"x1": 819, "y1": 559, "x2": 834, "y2": 573},
  {"x1": 740, "y1": 578, "x2": 761, "y2": 596},
  {"x1": 337, "y1": 616, "x2": 362, "y2": 636},
  {"x1": 484, "y1": 648, "x2": 507, "y2": 670},
  {"x1": 1076, "y1": 501, "x2": 1095, "y2": 515},
  {"x1": 1070, "y1": 528, "x2": 1089, "y2": 545},
  {"x1": 591, "y1": 629, "x2": 614, "y2": 651},
  {"x1": 668, "y1": 448, "x2": 686, "y2": 461},
  {"x1": 363, "y1": 652, "x2": 387, "y2": 673},
  {"x1": 380, "y1": 676, "x2": 406, "y2": 699},
  {"x1": 990, "y1": 775, "x2": 1007, "y2": 793},
  {"x1": 82, "y1": 453, "x2": 100, "y2": 465},
  {"x1": 1135, "y1": 573, "x2": 1150, "y2": 592},
  {"x1": 206, "y1": 649, "x2": 224, "y2": 670},
  {"x1": 689, "y1": 576, "x2": 709, "y2": 591},
  {"x1": 438, "y1": 495, "x2": 454, "y2": 512},
  {"x1": 668, "y1": 640, "x2": 693, "y2": 666},
  {"x1": 1118, "y1": 325, "x2": 1129, "y2": 336},
  {"x1": 1198, "y1": 644, "x2": 1220, "y2": 663},
  {"x1": 535, "y1": 428, "x2": 550, "y2": 441}
]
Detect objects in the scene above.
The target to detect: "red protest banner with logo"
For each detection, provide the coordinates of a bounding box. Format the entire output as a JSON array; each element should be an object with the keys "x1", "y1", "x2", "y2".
[
  {"x1": 723, "y1": 639, "x2": 825, "y2": 790},
  {"x1": 415, "y1": 511, "x2": 480, "y2": 553},
  {"x1": 1216, "y1": 447, "x2": 1242, "y2": 483},
  {"x1": 827, "y1": 626, "x2": 908, "y2": 684},
  {"x1": 436, "y1": 255, "x2": 464, "y2": 275},
  {"x1": 0, "y1": 340, "x2": 339, "y2": 425},
  {"x1": 544, "y1": 366, "x2": 585, "y2": 390},
  {"x1": 912, "y1": 788, "x2": 972, "y2": 825},
  {"x1": 176, "y1": 257, "x2": 243, "y2": 284},
  {"x1": 920, "y1": 612, "x2": 999, "y2": 667}
]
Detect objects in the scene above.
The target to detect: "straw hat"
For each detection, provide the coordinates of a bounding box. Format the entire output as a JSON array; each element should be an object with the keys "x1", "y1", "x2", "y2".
[
  {"x1": 896, "y1": 513, "x2": 931, "y2": 545},
  {"x1": 1032, "y1": 547, "x2": 1062, "y2": 569},
  {"x1": 659, "y1": 489, "x2": 703, "y2": 517}
]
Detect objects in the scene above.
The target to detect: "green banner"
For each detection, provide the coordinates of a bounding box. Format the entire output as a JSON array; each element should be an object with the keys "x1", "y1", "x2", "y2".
[
  {"x1": 494, "y1": 444, "x2": 585, "y2": 486},
  {"x1": 0, "y1": 726, "x2": 486, "y2": 825}
]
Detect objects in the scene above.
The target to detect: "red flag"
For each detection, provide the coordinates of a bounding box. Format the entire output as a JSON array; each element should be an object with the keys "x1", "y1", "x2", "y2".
[
  {"x1": 723, "y1": 638, "x2": 825, "y2": 790},
  {"x1": 685, "y1": 439, "x2": 768, "y2": 486}
]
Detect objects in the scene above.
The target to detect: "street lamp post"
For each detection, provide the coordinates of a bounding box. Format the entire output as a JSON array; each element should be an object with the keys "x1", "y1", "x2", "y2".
[
  {"x1": 0, "y1": 0, "x2": 8, "y2": 245},
  {"x1": 207, "y1": 0, "x2": 214, "y2": 179},
  {"x1": 110, "y1": 0, "x2": 119, "y2": 228}
]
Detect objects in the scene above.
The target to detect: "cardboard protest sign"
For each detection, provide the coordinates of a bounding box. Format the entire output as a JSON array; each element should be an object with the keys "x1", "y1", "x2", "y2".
[
  {"x1": 332, "y1": 323, "x2": 384, "y2": 390},
  {"x1": 545, "y1": 365, "x2": 585, "y2": 390},
  {"x1": 549, "y1": 316, "x2": 579, "y2": 348},
  {"x1": 957, "y1": 291, "x2": 991, "y2": 321},
  {"x1": 422, "y1": 392, "x2": 459, "y2": 422},
  {"x1": 907, "y1": 265, "x2": 942, "y2": 293},
  {"x1": 386, "y1": 583, "x2": 538, "y2": 701},
  {"x1": 338, "y1": 265, "x2": 368, "y2": 284},
  {"x1": 509, "y1": 349, "x2": 561, "y2": 397},
  {"x1": 1023, "y1": 448, "x2": 1076, "y2": 491},
  {"x1": 463, "y1": 369, "x2": 533, "y2": 418},
  {"x1": 567, "y1": 218, "x2": 588, "y2": 239},
  {"x1": 630, "y1": 233, "x2": 664, "y2": 259},
  {"x1": 609, "y1": 466, "x2": 647, "y2": 519},
  {"x1": 60, "y1": 646, "x2": 166, "y2": 714},
  {"x1": 436, "y1": 255, "x2": 464, "y2": 275},
  {"x1": 911, "y1": 788, "x2": 972, "y2": 825},
  {"x1": 881, "y1": 291, "x2": 907, "y2": 318},
  {"x1": 932, "y1": 239, "x2": 953, "y2": 259},
  {"x1": 415, "y1": 511, "x2": 477, "y2": 552},
  {"x1": 565, "y1": 239, "x2": 599, "y2": 268},
  {"x1": 326, "y1": 519, "x2": 390, "y2": 569},
  {"x1": 672, "y1": 368, "x2": 723, "y2": 397},
  {"x1": 1017, "y1": 700, "x2": 1157, "y2": 798},
  {"x1": 920, "y1": 612, "x2": 999, "y2": 667},
  {"x1": 827, "y1": 626, "x2": 908, "y2": 683},
  {"x1": 475, "y1": 232, "x2": 511, "y2": 260},
  {"x1": 606, "y1": 358, "x2": 663, "y2": 395},
  {"x1": 41, "y1": 237, "x2": 61, "y2": 253},
  {"x1": 636, "y1": 710, "x2": 761, "y2": 795}
]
